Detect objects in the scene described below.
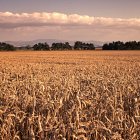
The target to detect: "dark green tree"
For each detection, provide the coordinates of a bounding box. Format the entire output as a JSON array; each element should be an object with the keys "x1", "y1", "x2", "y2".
[
  {"x1": 74, "y1": 41, "x2": 83, "y2": 50},
  {"x1": 74, "y1": 41, "x2": 95, "y2": 50},
  {"x1": 33, "y1": 42, "x2": 50, "y2": 50},
  {"x1": 64, "y1": 42, "x2": 72, "y2": 50},
  {"x1": 0, "y1": 42, "x2": 16, "y2": 51},
  {"x1": 87, "y1": 43, "x2": 95, "y2": 50},
  {"x1": 102, "y1": 41, "x2": 140, "y2": 50},
  {"x1": 51, "y1": 42, "x2": 72, "y2": 50}
]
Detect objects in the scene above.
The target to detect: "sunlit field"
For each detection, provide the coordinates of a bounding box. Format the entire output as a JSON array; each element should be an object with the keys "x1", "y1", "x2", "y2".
[{"x1": 0, "y1": 51, "x2": 140, "y2": 140}]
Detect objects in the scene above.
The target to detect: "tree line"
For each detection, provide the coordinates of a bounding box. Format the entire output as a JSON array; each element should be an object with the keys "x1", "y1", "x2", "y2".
[
  {"x1": 103, "y1": 41, "x2": 140, "y2": 50},
  {"x1": 33, "y1": 41, "x2": 95, "y2": 51},
  {"x1": 0, "y1": 41, "x2": 140, "y2": 51},
  {"x1": 0, "y1": 42, "x2": 16, "y2": 51},
  {"x1": 0, "y1": 41, "x2": 95, "y2": 51}
]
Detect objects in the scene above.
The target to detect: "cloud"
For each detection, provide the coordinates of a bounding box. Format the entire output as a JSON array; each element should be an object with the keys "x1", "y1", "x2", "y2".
[
  {"x1": 0, "y1": 11, "x2": 140, "y2": 29},
  {"x1": 0, "y1": 12, "x2": 140, "y2": 41}
]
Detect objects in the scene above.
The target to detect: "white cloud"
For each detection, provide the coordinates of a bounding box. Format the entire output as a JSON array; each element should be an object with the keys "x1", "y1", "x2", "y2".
[
  {"x1": 0, "y1": 12, "x2": 140, "y2": 41},
  {"x1": 0, "y1": 11, "x2": 140, "y2": 29}
]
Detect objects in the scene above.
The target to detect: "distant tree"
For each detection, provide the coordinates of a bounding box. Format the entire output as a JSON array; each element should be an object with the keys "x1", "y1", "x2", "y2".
[
  {"x1": 116, "y1": 41, "x2": 125, "y2": 50},
  {"x1": 87, "y1": 43, "x2": 95, "y2": 50},
  {"x1": 74, "y1": 41, "x2": 95, "y2": 50},
  {"x1": 137, "y1": 41, "x2": 140, "y2": 50},
  {"x1": 51, "y1": 43, "x2": 62, "y2": 50},
  {"x1": 112, "y1": 41, "x2": 124, "y2": 50},
  {"x1": 102, "y1": 41, "x2": 140, "y2": 50},
  {"x1": 0, "y1": 42, "x2": 16, "y2": 51},
  {"x1": 51, "y1": 42, "x2": 72, "y2": 50},
  {"x1": 102, "y1": 43, "x2": 109, "y2": 50},
  {"x1": 33, "y1": 42, "x2": 50, "y2": 50},
  {"x1": 64, "y1": 42, "x2": 72, "y2": 50},
  {"x1": 74, "y1": 41, "x2": 83, "y2": 50}
]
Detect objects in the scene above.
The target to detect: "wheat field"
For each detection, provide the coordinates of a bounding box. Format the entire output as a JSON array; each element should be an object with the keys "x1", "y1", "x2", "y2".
[{"x1": 0, "y1": 51, "x2": 140, "y2": 140}]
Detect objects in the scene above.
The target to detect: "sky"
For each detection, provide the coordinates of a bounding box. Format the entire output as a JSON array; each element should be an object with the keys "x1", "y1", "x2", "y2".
[{"x1": 0, "y1": 0, "x2": 140, "y2": 42}]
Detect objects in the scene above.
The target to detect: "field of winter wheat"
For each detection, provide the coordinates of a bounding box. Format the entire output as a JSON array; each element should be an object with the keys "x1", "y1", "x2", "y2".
[{"x1": 0, "y1": 51, "x2": 140, "y2": 140}]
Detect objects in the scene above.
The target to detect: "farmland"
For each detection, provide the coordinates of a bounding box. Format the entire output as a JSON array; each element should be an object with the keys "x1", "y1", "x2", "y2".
[{"x1": 0, "y1": 51, "x2": 140, "y2": 140}]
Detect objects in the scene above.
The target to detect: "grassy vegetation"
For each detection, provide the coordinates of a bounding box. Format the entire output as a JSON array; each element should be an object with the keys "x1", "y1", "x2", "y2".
[{"x1": 0, "y1": 51, "x2": 140, "y2": 140}]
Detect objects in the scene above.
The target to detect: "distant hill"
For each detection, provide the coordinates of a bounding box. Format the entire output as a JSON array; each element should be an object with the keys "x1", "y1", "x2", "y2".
[{"x1": 5, "y1": 39, "x2": 106, "y2": 47}]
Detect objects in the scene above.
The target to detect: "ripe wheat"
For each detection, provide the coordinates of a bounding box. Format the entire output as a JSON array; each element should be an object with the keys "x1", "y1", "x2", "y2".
[{"x1": 0, "y1": 51, "x2": 140, "y2": 140}]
